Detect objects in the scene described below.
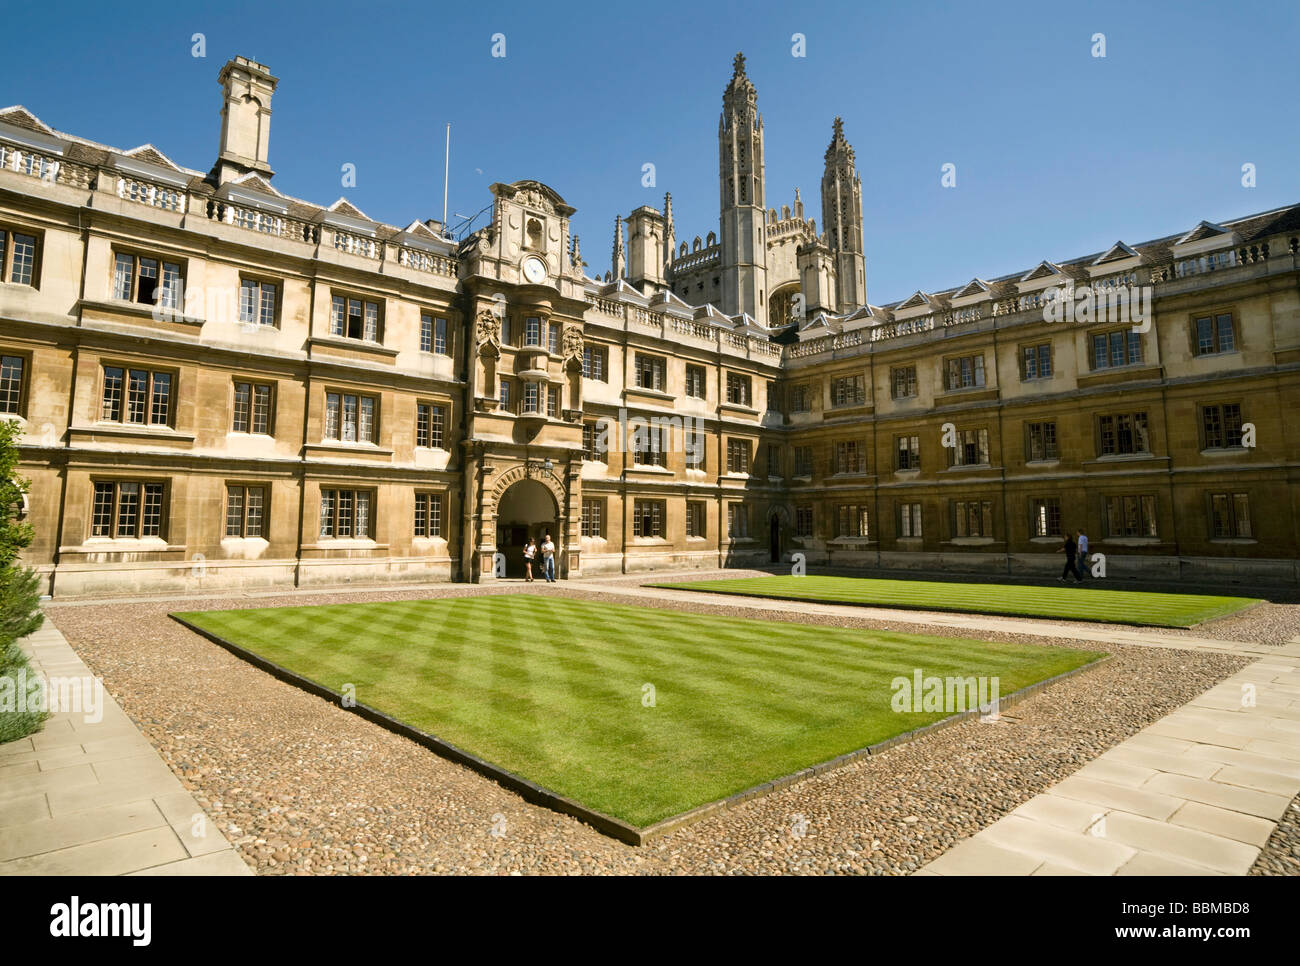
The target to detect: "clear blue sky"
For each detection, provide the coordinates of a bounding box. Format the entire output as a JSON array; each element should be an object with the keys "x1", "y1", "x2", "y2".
[{"x1": 3, "y1": 0, "x2": 1297, "y2": 305}]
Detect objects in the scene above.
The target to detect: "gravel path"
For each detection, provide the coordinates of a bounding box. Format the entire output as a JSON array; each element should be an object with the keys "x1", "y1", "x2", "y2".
[
  {"x1": 43, "y1": 582, "x2": 1287, "y2": 875},
  {"x1": 1250, "y1": 792, "x2": 1300, "y2": 876}
]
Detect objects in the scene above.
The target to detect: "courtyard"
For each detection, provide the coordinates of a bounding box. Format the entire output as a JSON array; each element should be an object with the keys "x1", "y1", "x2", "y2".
[{"x1": 5, "y1": 570, "x2": 1298, "y2": 875}]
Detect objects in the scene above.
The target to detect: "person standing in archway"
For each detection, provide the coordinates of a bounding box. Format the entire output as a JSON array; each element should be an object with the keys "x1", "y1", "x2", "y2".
[
  {"x1": 541, "y1": 532, "x2": 556, "y2": 583},
  {"x1": 522, "y1": 537, "x2": 537, "y2": 582}
]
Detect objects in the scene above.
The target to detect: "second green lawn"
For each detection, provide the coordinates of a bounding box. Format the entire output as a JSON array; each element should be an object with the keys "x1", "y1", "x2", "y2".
[
  {"x1": 174, "y1": 594, "x2": 1101, "y2": 827},
  {"x1": 648, "y1": 575, "x2": 1259, "y2": 628}
]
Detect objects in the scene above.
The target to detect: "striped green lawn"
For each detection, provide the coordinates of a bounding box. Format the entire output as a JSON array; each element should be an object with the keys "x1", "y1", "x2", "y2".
[
  {"x1": 174, "y1": 595, "x2": 1100, "y2": 827},
  {"x1": 649, "y1": 576, "x2": 1260, "y2": 628}
]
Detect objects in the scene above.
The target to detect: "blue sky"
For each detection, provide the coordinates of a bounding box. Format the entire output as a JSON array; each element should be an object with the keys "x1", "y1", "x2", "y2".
[{"x1": 3, "y1": 0, "x2": 1297, "y2": 304}]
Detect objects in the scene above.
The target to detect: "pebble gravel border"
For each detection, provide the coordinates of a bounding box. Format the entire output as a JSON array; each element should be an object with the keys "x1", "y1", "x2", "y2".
[
  {"x1": 1250, "y1": 792, "x2": 1300, "y2": 876},
  {"x1": 41, "y1": 580, "x2": 1298, "y2": 875}
]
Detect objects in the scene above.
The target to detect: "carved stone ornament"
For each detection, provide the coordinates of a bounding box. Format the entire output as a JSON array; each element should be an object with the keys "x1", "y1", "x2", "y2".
[
  {"x1": 475, "y1": 310, "x2": 501, "y2": 346},
  {"x1": 518, "y1": 187, "x2": 552, "y2": 214},
  {"x1": 561, "y1": 325, "x2": 584, "y2": 360}
]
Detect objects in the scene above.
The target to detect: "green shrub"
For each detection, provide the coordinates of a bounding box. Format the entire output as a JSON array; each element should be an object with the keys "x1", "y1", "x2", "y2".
[
  {"x1": 0, "y1": 652, "x2": 45, "y2": 744},
  {"x1": 0, "y1": 419, "x2": 45, "y2": 744}
]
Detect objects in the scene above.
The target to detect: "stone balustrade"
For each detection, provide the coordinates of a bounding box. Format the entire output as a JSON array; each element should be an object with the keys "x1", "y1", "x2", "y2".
[
  {"x1": 629, "y1": 307, "x2": 662, "y2": 331},
  {"x1": 398, "y1": 247, "x2": 458, "y2": 278},
  {"x1": 0, "y1": 145, "x2": 95, "y2": 189},
  {"x1": 588, "y1": 297, "x2": 781, "y2": 362},
  {"x1": 331, "y1": 229, "x2": 380, "y2": 259},
  {"x1": 592, "y1": 297, "x2": 625, "y2": 318},
  {"x1": 118, "y1": 176, "x2": 186, "y2": 213},
  {"x1": 670, "y1": 318, "x2": 714, "y2": 341},
  {"x1": 203, "y1": 200, "x2": 320, "y2": 244}
]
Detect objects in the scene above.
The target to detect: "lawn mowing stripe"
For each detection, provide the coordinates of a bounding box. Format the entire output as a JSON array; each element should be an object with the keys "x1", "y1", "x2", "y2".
[{"x1": 174, "y1": 595, "x2": 1103, "y2": 826}]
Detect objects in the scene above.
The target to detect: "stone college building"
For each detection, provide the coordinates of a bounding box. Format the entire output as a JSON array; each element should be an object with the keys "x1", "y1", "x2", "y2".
[{"x1": 1, "y1": 54, "x2": 1298, "y2": 596}]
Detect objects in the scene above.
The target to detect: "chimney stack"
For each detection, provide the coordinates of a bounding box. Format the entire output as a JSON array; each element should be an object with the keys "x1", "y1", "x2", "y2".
[{"x1": 213, "y1": 56, "x2": 278, "y2": 185}]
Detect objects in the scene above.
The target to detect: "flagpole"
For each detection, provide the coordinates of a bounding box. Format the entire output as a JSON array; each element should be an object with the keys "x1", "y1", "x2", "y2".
[{"x1": 442, "y1": 123, "x2": 450, "y2": 230}]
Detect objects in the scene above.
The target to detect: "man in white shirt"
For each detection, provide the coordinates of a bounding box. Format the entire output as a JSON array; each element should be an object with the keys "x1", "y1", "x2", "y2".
[
  {"x1": 1076, "y1": 528, "x2": 1089, "y2": 580},
  {"x1": 541, "y1": 533, "x2": 556, "y2": 583}
]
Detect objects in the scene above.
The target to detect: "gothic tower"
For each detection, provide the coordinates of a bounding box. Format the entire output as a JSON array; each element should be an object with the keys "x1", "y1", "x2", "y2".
[
  {"x1": 821, "y1": 116, "x2": 866, "y2": 311},
  {"x1": 663, "y1": 192, "x2": 675, "y2": 277},
  {"x1": 612, "y1": 213, "x2": 625, "y2": 279},
  {"x1": 719, "y1": 52, "x2": 767, "y2": 324}
]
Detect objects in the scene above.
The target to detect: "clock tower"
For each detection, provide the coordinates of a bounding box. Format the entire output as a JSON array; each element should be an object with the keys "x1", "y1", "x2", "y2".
[{"x1": 455, "y1": 181, "x2": 589, "y2": 583}]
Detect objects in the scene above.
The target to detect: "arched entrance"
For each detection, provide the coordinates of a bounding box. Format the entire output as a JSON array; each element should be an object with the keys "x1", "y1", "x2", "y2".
[{"x1": 496, "y1": 478, "x2": 559, "y2": 578}]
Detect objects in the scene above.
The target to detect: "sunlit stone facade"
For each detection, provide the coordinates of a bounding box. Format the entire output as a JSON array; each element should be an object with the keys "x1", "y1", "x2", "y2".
[{"x1": 1, "y1": 54, "x2": 1297, "y2": 596}]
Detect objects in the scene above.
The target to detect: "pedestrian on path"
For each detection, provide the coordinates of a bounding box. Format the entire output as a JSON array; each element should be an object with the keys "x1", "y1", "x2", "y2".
[
  {"x1": 522, "y1": 539, "x2": 536, "y2": 582},
  {"x1": 541, "y1": 533, "x2": 556, "y2": 583},
  {"x1": 1057, "y1": 530, "x2": 1081, "y2": 582},
  {"x1": 1075, "y1": 528, "x2": 1090, "y2": 581}
]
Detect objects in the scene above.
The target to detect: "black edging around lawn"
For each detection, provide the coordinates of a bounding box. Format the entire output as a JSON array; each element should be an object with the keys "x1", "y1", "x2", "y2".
[
  {"x1": 645, "y1": 583, "x2": 1263, "y2": 629},
  {"x1": 169, "y1": 612, "x2": 1110, "y2": 847}
]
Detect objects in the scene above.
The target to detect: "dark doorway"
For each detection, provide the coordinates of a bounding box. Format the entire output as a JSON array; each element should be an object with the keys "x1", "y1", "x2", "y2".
[
  {"x1": 496, "y1": 478, "x2": 559, "y2": 578},
  {"x1": 769, "y1": 514, "x2": 781, "y2": 563}
]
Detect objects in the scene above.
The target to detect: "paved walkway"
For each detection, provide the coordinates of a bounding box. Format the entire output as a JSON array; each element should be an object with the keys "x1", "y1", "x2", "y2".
[
  {"x1": 0, "y1": 620, "x2": 250, "y2": 876},
  {"x1": 918, "y1": 640, "x2": 1300, "y2": 875}
]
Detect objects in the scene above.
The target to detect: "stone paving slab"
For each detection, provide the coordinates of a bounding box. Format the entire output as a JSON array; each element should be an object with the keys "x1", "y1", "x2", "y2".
[
  {"x1": 0, "y1": 621, "x2": 251, "y2": 876},
  {"x1": 1169, "y1": 801, "x2": 1276, "y2": 847},
  {"x1": 921, "y1": 649, "x2": 1300, "y2": 876}
]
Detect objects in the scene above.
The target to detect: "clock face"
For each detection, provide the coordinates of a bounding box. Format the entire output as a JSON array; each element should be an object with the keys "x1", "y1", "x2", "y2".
[{"x1": 522, "y1": 256, "x2": 547, "y2": 284}]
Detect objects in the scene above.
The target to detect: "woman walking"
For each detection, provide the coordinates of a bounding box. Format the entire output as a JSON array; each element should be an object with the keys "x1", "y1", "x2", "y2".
[{"x1": 522, "y1": 538, "x2": 537, "y2": 582}]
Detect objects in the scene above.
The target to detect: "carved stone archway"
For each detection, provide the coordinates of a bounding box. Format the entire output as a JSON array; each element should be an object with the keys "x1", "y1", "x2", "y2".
[
  {"x1": 490, "y1": 462, "x2": 567, "y2": 509},
  {"x1": 476, "y1": 461, "x2": 573, "y2": 581}
]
